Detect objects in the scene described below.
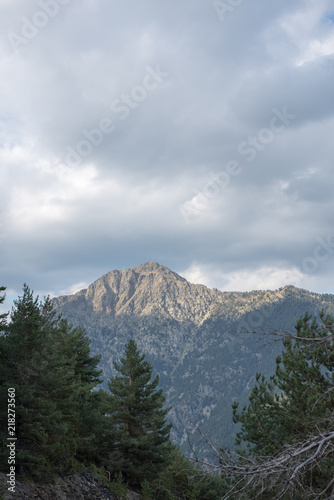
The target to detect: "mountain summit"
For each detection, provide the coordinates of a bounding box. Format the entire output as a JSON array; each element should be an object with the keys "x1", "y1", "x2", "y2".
[
  {"x1": 54, "y1": 262, "x2": 326, "y2": 325},
  {"x1": 53, "y1": 263, "x2": 334, "y2": 454},
  {"x1": 54, "y1": 261, "x2": 223, "y2": 323}
]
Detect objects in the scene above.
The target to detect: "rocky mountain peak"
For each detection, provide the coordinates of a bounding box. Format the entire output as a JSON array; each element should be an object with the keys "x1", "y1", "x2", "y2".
[
  {"x1": 53, "y1": 262, "x2": 219, "y2": 323},
  {"x1": 133, "y1": 261, "x2": 181, "y2": 276},
  {"x1": 53, "y1": 264, "x2": 326, "y2": 328}
]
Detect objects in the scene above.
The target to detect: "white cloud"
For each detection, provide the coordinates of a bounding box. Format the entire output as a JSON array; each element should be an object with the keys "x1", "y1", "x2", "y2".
[
  {"x1": 59, "y1": 281, "x2": 88, "y2": 297},
  {"x1": 221, "y1": 267, "x2": 304, "y2": 292},
  {"x1": 181, "y1": 263, "x2": 304, "y2": 292},
  {"x1": 275, "y1": 2, "x2": 334, "y2": 66},
  {"x1": 296, "y1": 32, "x2": 334, "y2": 66}
]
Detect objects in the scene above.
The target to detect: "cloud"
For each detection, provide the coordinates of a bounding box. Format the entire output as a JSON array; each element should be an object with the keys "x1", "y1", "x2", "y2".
[
  {"x1": 181, "y1": 262, "x2": 304, "y2": 292},
  {"x1": 1, "y1": 0, "x2": 334, "y2": 299},
  {"x1": 59, "y1": 281, "x2": 89, "y2": 297}
]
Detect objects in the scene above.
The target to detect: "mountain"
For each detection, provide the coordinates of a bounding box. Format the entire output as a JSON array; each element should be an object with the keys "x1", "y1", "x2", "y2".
[{"x1": 52, "y1": 262, "x2": 334, "y2": 459}]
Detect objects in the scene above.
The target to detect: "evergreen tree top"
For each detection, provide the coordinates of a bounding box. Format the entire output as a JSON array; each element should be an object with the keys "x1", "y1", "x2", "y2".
[
  {"x1": 113, "y1": 338, "x2": 156, "y2": 384},
  {"x1": 107, "y1": 338, "x2": 172, "y2": 486},
  {"x1": 0, "y1": 286, "x2": 7, "y2": 329}
]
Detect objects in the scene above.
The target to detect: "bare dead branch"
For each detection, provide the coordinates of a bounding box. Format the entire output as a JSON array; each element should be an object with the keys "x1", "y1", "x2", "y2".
[{"x1": 189, "y1": 421, "x2": 334, "y2": 499}]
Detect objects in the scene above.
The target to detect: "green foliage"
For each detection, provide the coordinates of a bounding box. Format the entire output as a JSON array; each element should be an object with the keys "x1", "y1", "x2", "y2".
[
  {"x1": 110, "y1": 471, "x2": 128, "y2": 500},
  {"x1": 0, "y1": 286, "x2": 7, "y2": 328},
  {"x1": 140, "y1": 478, "x2": 155, "y2": 499},
  {"x1": 155, "y1": 446, "x2": 197, "y2": 500},
  {"x1": 75, "y1": 388, "x2": 112, "y2": 466},
  {"x1": 56, "y1": 270, "x2": 334, "y2": 456},
  {"x1": 106, "y1": 339, "x2": 172, "y2": 487},
  {"x1": 0, "y1": 283, "x2": 230, "y2": 497},
  {"x1": 232, "y1": 311, "x2": 334, "y2": 495},
  {"x1": 233, "y1": 312, "x2": 334, "y2": 456},
  {"x1": 192, "y1": 473, "x2": 229, "y2": 500},
  {"x1": 0, "y1": 285, "x2": 105, "y2": 480},
  {"x1": 140, "y1": 445, "x2": 229, "y2": 500}
]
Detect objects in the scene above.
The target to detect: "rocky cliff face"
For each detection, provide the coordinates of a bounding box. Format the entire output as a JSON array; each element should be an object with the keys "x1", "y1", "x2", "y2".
[
  {"x1": 53, "y1": 262, "x2": 334, "y2": 457},
  {"x1": 54, "y1": 262, "x2": 310, "y2": 323},
  {"x1": 54, "y1": 261, "x2": 223, "y2": 322}
]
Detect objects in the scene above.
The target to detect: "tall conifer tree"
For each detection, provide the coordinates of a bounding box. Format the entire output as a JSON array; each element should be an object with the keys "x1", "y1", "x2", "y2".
[
  {"x1": 107, "y1": 339, "x2": 172, "y2": 486},
  {"x1": 0, "y1": 285, "x2": 104, "y2": 479},
  {"x1": 232, "y1": 311, "x2": 334, "y2": 496},
  {"x1": 0, "y1": 286, "x2": 9, "y2": 471}
]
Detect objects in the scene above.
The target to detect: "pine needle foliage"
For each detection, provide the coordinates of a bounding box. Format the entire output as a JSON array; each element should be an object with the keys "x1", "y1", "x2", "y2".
[
  {"x1": 0, "y1": 285, "x2": 103, "y2": 480},
  {"x1": 229, "y1": 311, "x2": 334, "y2": 498},
  {"x1": 107, "y1": 339, "x2": 172, "y2": 486}
]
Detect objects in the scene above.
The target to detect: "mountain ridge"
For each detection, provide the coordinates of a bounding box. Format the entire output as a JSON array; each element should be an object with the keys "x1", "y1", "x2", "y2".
[
  {"x1": 52, "y1": 262, "x2": 334, "y2": 455},
  {"x1": 55, "y1": 262, "x2": 224, "y2": 324},
  {"x1": 55, "y1": 261, "x2": 321, "y2": 325}
]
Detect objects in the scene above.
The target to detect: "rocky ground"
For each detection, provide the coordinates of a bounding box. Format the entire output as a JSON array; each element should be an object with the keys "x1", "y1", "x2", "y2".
[{"x1": 0, "y1": 471, "x2": 123, "y2": 500}]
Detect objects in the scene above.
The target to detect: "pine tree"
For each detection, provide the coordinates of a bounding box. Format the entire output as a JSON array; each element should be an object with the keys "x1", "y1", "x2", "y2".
[
  {"x1": 49, "y1": 314, "x2": 106, "y2": 467},
  {"x1": 107, "y1": 339, "x2": 172, "y2": 486},
  {"x1": 156, "y1": 444, "x2": 229, "y2": 500},
  {"x1": 0, "y1": 286, "x2": 7, "y2": 327},
  {"x1": 0, "y1": 286, "x2": 76, "y2": 477},
  {"x1": 0, "y1": 286, "x2": 9, "y2": 471},
  {"x1": 231, "y1": 311, "x2": 334, "y2": 496},
  {"x1": 233, "y1": 312, "x2": 334, "y2": 456},
  {"x1": 0, "y1": 285, "x2": 105, "y2": 479}
]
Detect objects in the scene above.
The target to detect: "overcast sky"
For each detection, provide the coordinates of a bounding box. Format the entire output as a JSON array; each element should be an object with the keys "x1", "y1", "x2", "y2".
[{"x1": 1, "y1": 0, "x2": 334, "y2": 308}]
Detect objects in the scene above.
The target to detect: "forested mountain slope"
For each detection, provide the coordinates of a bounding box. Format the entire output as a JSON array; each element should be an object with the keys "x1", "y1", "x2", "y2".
[{"x1": 53, "y1": 262, "x2": 334, "y2": 457}]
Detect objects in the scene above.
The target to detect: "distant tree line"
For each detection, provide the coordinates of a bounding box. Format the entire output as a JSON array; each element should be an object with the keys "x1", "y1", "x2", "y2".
[{"x1": 0, "y1": 285, "x2": 228, "y2": 499}]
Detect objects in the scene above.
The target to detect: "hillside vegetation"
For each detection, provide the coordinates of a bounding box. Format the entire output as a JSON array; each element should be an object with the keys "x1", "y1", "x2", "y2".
[
  {"x1": 53, "y1": 262, "x2": 334, "y2": 454},
  {"x1": 1, "y1": 264, "x2": 334, "y2": 498}
]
